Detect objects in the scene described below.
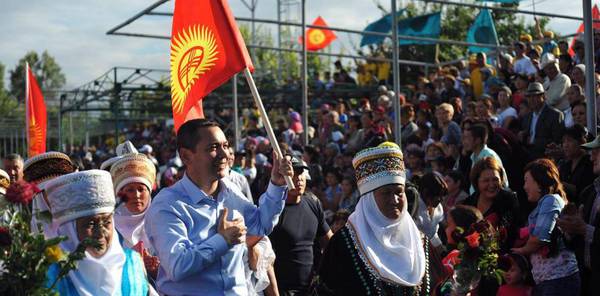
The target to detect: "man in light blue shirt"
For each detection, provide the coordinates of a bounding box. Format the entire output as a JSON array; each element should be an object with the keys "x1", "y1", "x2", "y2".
[
  {"x1": 462, "y1": 123, "x2": 509, "y2": 193},
  {"x1": 145, "y1": 119, "x2": 293, "y2": 296}
]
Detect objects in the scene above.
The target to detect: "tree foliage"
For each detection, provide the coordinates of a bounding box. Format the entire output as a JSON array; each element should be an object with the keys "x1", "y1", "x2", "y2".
[
  {"x1": 0, "y1": 62, "x2": 20, "y2": 118},
  {"x1": 9, "y1": 51, "x2": 66, "y2": 102}
]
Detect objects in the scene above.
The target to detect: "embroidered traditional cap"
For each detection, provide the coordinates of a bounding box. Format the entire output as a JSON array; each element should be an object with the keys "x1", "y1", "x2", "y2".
[
  {"x1": 110, "y1": 154, "x2": 156, "y2": 193},
  {"x1": 100, "y1": 141, "x2": 139, "y2": 171},
  {"x1": 352, "y1": 142, "x2": 406, "y2": 195},
  {"x1": 23, "y1": 152, "x2": 74, "y2": 185},
  {"x1": 45, "y1": 170, "x2": 116, "y2": 225},
  {"x1": 0, "y1": 169, "x2": 9, "y2": 195}
]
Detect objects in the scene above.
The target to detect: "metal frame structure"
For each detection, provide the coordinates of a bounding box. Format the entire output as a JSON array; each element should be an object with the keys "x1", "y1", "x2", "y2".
[
  {"x1": 103, "y1": 0, "x2": 596, "y2": 144},
  {"x1": 57, "y1": 67, "x2": 171, "y2": 149}
]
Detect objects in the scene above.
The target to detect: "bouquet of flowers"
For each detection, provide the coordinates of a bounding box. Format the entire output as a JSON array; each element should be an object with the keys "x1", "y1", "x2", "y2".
[
  {"x1": 442, "y1": 220, "x2": 503, "y2": 295},
  {"x1": 0, "y1": 181, "x2": 94, "y2": 296}
]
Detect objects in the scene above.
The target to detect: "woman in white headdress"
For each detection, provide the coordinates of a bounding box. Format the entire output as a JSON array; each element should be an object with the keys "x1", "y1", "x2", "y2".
[
  {"x1": 44, "y1": 170, "x2": 151, "y2": 295},
  {"x1": 319, "y1": 142, "x2": 447, "y2": 295},
  {"x1": 110, "y1": 153, "x2": 159, "y2": 280}
]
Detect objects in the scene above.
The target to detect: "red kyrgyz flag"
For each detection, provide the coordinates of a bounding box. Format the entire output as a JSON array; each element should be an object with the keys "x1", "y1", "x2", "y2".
[
  {"x1": 569, "y1": 4, "x2": 600, "y2": 56},
  {"x1": 25, "y1": 63, "x2": 47, "y2": 157},
  {"x1": 170, "y1": 0, "x2": 254, "y2": 131},
  {"x1": 299, "y1": 16, "x2": 337, "y2": 51}
]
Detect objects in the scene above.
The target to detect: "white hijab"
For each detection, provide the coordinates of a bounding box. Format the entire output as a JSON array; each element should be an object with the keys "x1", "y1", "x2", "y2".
[
  {"x1": 57, "y1": 220, "x2": 126, "y2": 296},
  {"x1": 113, "y1": 203, "x2": 149, "y2": 250},
  {"x1": 348, "y1": 192, "x2": 426, "y2": 286}
]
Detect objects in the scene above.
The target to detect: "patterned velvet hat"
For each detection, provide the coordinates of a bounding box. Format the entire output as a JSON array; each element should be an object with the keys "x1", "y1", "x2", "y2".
[
  {"x1": 110, "y1": 154, "x2": 156, "y2": 193},
  {"x1": 352, "y1": 142, "x2": 406, "y2": 195},
  {"x1": 23, "y1": 152, "x2": 75, "y2": 187},
  {"x1": 0, "y1": 169, "x2": 9, "y2": 195},
  {"x1": 45, "y1": 170, "x2": 115, "y2": 225}
]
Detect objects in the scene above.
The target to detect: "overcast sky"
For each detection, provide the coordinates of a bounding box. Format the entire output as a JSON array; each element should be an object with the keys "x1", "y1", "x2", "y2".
[{"x1": 0, "y1": 0, "x2": 586, "y2": 89}]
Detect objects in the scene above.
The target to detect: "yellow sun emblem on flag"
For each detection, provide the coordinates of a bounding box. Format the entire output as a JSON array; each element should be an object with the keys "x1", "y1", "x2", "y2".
[
  {"x1": 170, "y1": 25, "x2": 219, "y2": 114},
  {"x1": 308, "y1": 29, "x2": 326, "y2": 45},
  {"x1": 28, "y1": 117, "x2": 44, "y2": 155}
]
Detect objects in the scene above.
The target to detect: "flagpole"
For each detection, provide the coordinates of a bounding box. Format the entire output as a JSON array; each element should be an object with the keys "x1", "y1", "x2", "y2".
[
  {"x1": 25, "y1": 62, "x2": 30, "y2": 158},
  {"x1": 243, "y1": 67, "x2": 295, "y2": 189},
  {"x1": 391, "y1": 0, "x2": 401, "y2": 148},
  {"x1": 233, "y1": 74, "x2": 240, "y2": 150},
  {"x1": 583, "y1": 0, "x2": 597, "y2": 137},
  {"x1": 301, "y1": 0, "x2": 309, "y2": 146}
]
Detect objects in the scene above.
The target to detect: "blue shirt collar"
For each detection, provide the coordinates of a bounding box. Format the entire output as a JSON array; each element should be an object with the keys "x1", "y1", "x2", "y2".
[{"x1": 181, "y1": 173, "x2": 223, "y2": 204}]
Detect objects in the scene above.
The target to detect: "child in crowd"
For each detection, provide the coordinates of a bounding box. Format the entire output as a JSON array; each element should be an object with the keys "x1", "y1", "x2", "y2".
[{"x1": 497, "y1": 254, "x2": 534, "y2": 296}]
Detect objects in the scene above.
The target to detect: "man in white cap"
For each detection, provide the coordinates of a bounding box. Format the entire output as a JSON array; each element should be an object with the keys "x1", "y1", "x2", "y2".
[
  {"x1": 145, "y1": 119, "x2": 293, "y2": 296},
  {"x1": 100, "y1": 140, "x2": 139, "y2": 171},
  {"x1": 139, "y1": 144, "x2": 159, "y2": 167},
  {"x1": 541, "y1": 53, "x2": 571, "y2": 112}
]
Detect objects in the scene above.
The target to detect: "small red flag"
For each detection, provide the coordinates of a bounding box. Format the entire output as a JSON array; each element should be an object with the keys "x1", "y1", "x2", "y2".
[
  {"x1": 25, "y1": 63, "x2": 47, "y2": 157},
  {"x1": 170, "y1": 0, "x2": 254, "y2": 131},
  {"x1": 299, "y1": 16, "x2": 337, "y2": 51},
  {"x1": 569, "y1": 4, "x2": 600, "y2": 56}
]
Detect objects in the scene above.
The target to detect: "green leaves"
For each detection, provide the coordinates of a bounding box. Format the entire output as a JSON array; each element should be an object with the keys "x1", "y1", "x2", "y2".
[{"x1": 0, "y1": 204, "x2": 90, "y2": 295}]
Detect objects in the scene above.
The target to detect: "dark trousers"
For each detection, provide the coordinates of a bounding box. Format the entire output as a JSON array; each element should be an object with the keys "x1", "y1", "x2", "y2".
[
  {"x1": 534, "y1": 272, "x2": 580, "y2": 296},
  {"x1": 580, "y1": 268, "x2": 600, "y2": 296}
]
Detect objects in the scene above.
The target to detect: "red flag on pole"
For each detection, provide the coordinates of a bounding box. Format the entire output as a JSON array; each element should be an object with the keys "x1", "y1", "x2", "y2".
[
  {"x1": 299, "y1": 16, "x2": 337, "y2": 51},
  {"x1": 25, "y1": 63, "x2": 47, "y2": 157},
  {"x1": 569, "y1": 4, "x2": 600, "y2": 56},
  {"x1": 170, "y1": 0, "x2": 254, "y2": 131}
]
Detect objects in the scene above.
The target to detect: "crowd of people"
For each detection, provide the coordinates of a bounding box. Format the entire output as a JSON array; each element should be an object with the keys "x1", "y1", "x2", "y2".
[{"x1": 1, "y1": 26, "x2": 600, "y2": 296}]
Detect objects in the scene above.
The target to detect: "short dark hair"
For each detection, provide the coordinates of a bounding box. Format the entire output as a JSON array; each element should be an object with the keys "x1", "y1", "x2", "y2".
[
  {"x1": 449, "y1": 205, "x2": 483, "y2": 229},
  {"x1": 176, "y1": 119, "x2": 221, "y2": 151},
  {"x1": 445, "y1": 170, "x2": 465, "y2": 187},
  {"x1": 400, "y1": 104, "x2": 415, "y2": 116},
  {"x1": 559, "y1": 54, "x2": 573, "y2": 64},
  {"x1": 4, "y1": 153, "x2": 23, "y2": 162},
  {"x1": 466, "y1": 124, "x2": 488, "y2": 144},
  {"x1": 418, "y1": 172, "x2": 448, "y2": 199},
  {"x1": 563, "y1": 124, "x2": 588, "y2": 143}
]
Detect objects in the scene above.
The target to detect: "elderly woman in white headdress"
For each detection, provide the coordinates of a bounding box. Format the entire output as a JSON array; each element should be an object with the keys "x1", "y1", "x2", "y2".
[
  {"x1": 44, "y1": 170, "x2": 151, "y2": 295},
  {"x1": 23, "y1": 151, "x2": 75, "y2": 238},
  {"x1": 319, "y1": 142, "x2": 447, "y2": 295},
  {"x1": 110, "y1": 153, "x2": 160, "y2": 278}
]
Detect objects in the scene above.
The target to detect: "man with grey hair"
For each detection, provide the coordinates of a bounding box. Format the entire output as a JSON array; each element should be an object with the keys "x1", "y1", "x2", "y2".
[{"x1": 2, "y1": 153, "x2": 23, "y2": 182}]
